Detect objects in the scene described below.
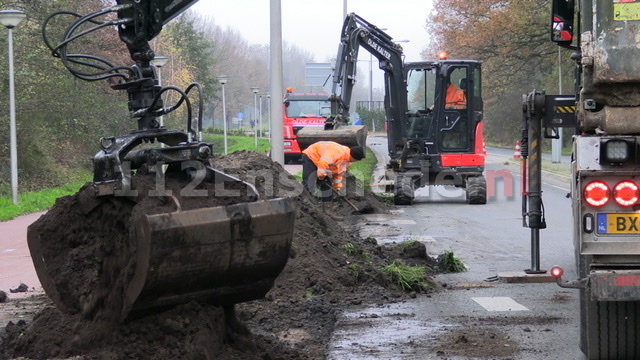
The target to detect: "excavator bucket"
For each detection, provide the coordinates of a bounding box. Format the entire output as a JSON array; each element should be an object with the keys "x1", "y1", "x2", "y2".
[
  {"x1": 295, "y1": 125, "x2": 367, "y2": 151},
  {"x1": 123, "y1": 197, "x2": 295, "y2": 317},
  {"x1": 27, "y1": 167, "x2": 296, "y2": 321}
]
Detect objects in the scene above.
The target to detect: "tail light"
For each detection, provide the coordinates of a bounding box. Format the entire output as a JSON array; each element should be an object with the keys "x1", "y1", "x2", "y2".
[
  {"x1": 584, "y1": 181, "x2": 610, "y2": 207},
  {"x1": 613, "y1": 181, "x2": 639, "y2": 206}
]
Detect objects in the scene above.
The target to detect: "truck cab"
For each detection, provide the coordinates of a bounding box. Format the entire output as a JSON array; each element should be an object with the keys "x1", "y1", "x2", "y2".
[{"x1": 282, "y1": 91, "x2": 331, "y2": 162}]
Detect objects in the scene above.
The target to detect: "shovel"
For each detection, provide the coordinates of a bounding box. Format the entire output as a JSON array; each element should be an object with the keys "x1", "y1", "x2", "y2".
[{"x1": 332, "y1": 189, "x2": 374, "y2": 214}]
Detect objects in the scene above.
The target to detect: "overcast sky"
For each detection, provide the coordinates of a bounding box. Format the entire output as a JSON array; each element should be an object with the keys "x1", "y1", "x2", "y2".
[{"x1": 191, "y1": 0, "x2": 434, "y2": 63}]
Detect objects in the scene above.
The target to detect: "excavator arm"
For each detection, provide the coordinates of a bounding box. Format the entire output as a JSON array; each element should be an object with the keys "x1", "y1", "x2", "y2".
[
  {"x1": 330, "y1": 13, "x2": 406, "y2": 125},
  {"x1": 296, "y1": 13, "x2": 410, "y2": 151},
  {"x1": 115, "y1": 0, "x2": 198, "y2": 62}
]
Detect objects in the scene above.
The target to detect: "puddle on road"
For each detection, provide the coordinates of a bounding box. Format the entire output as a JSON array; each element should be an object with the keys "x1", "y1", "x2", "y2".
[
  {"x1": 328, "y1": 302, "x2": 458, "y2": 360},
  {"x1": 356, "y1": 213, "x2": 444, "y2": 246}
]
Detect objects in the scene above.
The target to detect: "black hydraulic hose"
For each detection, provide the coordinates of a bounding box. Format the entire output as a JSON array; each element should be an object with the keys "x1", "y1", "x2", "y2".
[
  {"x1": 42, "y1": 5, "x2": 135, "y2": 82},
  {"x1": 143, "y1": 86, "x2": 195, "y2": 140}
]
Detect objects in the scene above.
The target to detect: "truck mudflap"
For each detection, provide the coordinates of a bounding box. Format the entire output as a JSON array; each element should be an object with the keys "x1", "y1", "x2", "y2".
[
  {"x1": 556, "y1": 268, "x2": 640, "y2": 301},
  {"x1": 589, "y1": 270, "x2": 640, "y2": 301}
]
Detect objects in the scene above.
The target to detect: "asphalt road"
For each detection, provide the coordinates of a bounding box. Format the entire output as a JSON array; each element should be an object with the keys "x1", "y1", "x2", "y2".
[{"x1": 328, "y1": 135, "x2": 585, "y2": 359}]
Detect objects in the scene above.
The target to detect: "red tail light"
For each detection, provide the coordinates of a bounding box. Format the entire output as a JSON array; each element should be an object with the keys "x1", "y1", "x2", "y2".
[
  {"x1": 584, "y1": 181, "x2": 610, "y2": 207},
  {"x1": 613, "y1": 181, "x2": 639, "y2": 206}
]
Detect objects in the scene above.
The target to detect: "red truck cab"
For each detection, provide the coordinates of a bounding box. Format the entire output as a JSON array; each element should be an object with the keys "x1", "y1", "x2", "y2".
[{"x1": 282, "y1": 89, "x2": 330, "y2": 162}]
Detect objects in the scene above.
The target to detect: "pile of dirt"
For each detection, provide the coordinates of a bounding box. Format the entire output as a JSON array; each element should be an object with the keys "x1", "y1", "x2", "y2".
[{"x1": 1, "y1": 150, "x2": 438, "y2": 360}]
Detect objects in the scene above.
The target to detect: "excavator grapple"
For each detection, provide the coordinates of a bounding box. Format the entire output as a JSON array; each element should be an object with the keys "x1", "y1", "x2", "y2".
[
  {"x1": 28, "y1": 174, "x2": 295, "y2": 319},
  {"x1": 29, "y1": 0, "x2": 296, "y2": 320}
]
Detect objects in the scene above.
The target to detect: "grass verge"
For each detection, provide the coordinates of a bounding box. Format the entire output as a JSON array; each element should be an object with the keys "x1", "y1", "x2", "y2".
[{"x1": 0, "y1": 180, "x2": 89, "y2": 221}]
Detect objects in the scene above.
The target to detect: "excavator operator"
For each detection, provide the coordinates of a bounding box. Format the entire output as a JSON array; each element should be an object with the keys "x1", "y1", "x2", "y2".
[
  {"x1": 445, "y1": 78, "x2": 467, "y2": 109},
  {"x1": 302, "y1": 141, "x2": 365, "y2": 219}
]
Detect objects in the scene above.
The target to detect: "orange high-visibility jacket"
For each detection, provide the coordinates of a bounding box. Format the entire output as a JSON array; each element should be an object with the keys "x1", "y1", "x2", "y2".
[
  {"x1": 445, "y1": 83, "x2": 467, "y2": 109},
  {"x1": 302, "y1": 141, "x2": 352, "y2": 190}
]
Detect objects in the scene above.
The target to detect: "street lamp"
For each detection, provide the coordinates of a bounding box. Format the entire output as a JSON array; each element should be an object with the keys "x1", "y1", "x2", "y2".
[
  {"x1": 251, "y1": 86, "x2": 259, "y2": 149},
  {"x1": 258, "y1": 93, "x2": 263, "y2": 138},
  {"x1": 218, "y1": 75, "x2": 229, "y2": 154},
  {"x1": 266, "y1": 93, "x2": 271, "y2": 139},
  {"x1": 0, "y1": 9, "x2": 27, "y2": 205}
]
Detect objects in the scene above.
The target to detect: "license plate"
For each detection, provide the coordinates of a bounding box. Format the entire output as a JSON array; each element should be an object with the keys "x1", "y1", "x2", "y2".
[{"x1": 597, "y1": 213, "x2": 640, "y2": 234}]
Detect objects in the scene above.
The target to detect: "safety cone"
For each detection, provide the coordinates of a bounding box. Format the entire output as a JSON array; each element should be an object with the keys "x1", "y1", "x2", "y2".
[{"x1": 513, "y1": 140, "x2": 521, "y2": 159}]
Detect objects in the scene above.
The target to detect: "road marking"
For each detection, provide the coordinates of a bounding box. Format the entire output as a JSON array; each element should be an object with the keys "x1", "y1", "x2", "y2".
[
  {"x1": 389, "y1": 209, "x2": 405, "y2": 215},
  {"x1": 392, "y1": 219, "x2": 416, "y2": 225},
  {"x1": 416, "y1": 235, "x2": 436, "y2": 243},
  {"x1": 3, "y1": 249, "x2": 15, "y2": 253},
  {"x1": 472, "y1": 297, "x2": 529, "y2": 311}
]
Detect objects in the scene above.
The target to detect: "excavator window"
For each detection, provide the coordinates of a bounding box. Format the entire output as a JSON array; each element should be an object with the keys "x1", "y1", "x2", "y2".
[
  {"x1": 441, "y1": 66, "x2": 470, "y2": 151},
  {"x1": 285, "y1": 99, "x2": 331, "y2": 118},
  {"x1": 407, "y1": 68, "x2": 436, "y2": 112},
  {"x1": 406, "y1": 68, "x2": 436, "y2": 139}
]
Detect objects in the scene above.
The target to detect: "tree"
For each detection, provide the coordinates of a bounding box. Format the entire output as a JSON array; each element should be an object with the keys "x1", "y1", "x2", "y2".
[{"x1": 425, "y1": 0, "x2": 575, "y2": 144}]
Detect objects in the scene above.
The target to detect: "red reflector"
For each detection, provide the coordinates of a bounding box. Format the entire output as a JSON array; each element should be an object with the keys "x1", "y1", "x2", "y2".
[
  {"x1": 550, "y1": 266, "x2": 564, "y2": 279},
  {"x1": 613, "y1": 181, "x2": 639, "y2": 206},
  {"x1": 615, "y1": 275, "x2": 640, "y2": 287},
  {"x1": 584, "y1": 181, "x2": 610, "y2": 207}
]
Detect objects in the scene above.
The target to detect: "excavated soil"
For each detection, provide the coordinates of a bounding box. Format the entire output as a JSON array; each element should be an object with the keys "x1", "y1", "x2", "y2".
[{"x1": 0, "y1": 150, "x2": 439, "y2": 360}]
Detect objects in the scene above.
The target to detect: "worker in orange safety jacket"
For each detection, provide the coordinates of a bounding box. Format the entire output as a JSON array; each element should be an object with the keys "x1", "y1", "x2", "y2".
[
  {"x1": 444, "y1": 80, "x2": 467, "y2": 109},
  {"x1": 302, "y1": 141, "x2": 365, "y2": 219}
]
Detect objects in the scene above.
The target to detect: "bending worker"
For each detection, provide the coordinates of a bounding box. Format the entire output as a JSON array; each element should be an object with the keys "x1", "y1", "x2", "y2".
[{"x1": 302, "y1": 141, "x2": 365, "y2": 219}]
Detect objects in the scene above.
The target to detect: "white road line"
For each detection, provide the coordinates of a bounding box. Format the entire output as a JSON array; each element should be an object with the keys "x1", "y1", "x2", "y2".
[
  {"x1": 392, "y1": 219, "x2": 416, "y2": 225},
  {"x1": 472, "y1": 296, "x2": 529, "y2": 311}
]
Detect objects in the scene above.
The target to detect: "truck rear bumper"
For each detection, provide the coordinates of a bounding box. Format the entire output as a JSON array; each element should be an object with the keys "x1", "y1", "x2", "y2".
[
  {"x1": 590, "y1": 269, "x2": 640, "y2": 301},
  {"x1": 559, "y1": 269, "x2": 640, "y2": 301}
]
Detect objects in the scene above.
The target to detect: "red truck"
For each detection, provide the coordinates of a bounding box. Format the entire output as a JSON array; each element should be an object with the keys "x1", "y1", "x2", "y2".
[{"x1": 282, "y1": 89, "x2": 331, "y2": 162}]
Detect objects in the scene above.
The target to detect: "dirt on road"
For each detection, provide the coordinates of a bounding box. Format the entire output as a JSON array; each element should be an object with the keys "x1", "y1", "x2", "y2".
[{"x1": 0, "y1": 151, "x2": 440, "y2": 360}]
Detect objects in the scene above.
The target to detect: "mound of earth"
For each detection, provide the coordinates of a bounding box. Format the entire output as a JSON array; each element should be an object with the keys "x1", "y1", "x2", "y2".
[{"x1": 1, "y1": 150, "x2": 439, "y2": 360}]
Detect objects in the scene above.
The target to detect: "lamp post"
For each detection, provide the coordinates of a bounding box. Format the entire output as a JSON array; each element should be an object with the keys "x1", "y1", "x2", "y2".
[
  {"x1": 258, "y1": 93, "x2": 263, "y2": 138},
  {"x1": 266, "y1": 93, "x2": 271, "y2": 139},
  {"x1": 218, "y1": 75, "x2": 229, "y2": 154},
  {"x1": 251, "y1": 86, "x2": 259, "y2": 149},
  {"x1": 150, "y1": 56, "x2": 169, "y2": 128},
  {"x1": 0, "y1": 9, "x2": 27, "y2": 205}
]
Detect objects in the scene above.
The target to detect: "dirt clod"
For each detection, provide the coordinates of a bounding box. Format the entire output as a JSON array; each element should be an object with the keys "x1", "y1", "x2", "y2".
[{"x1": 8, "y1": 284, "x2": 27, "y2": 294}]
